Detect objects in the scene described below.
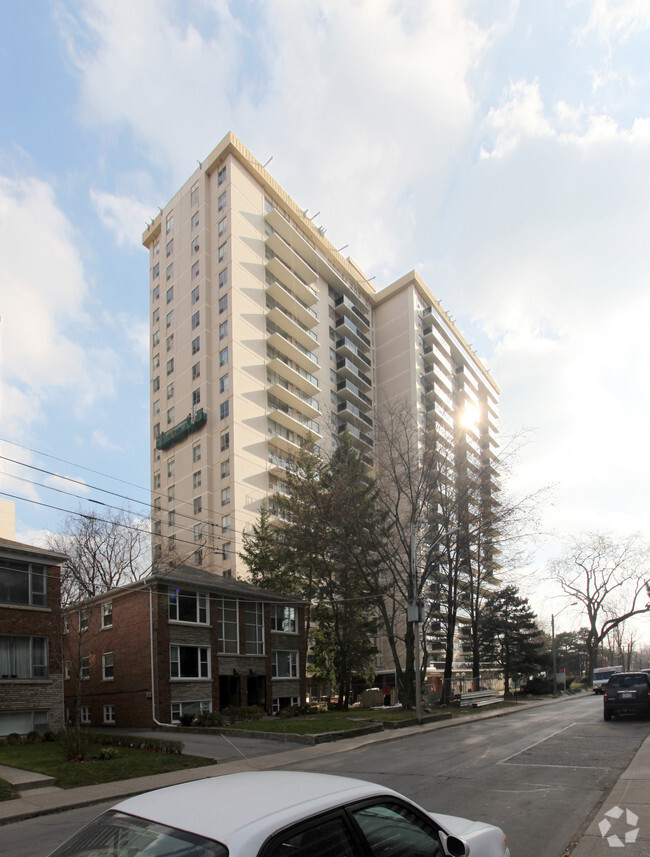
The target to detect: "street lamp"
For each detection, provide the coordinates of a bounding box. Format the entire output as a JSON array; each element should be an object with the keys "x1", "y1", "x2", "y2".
[
  {"x1": 409, "y1": 523, "x2": 459, "y2": 724},
  {"x1": 552, "y1": 602, "x2": 577, "y2": 697}
]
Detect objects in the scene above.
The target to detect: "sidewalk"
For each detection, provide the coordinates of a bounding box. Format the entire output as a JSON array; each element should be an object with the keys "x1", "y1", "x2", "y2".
[{"x1": 1, "y1": 696, "x2": 648, "y2": 857}]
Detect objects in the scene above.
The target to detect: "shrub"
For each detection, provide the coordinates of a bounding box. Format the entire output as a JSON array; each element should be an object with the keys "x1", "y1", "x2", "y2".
[
  {"x1": 26, "y1": 730, "x2": 42, "y2": 743},
  {"x1": 278, "y1": 704, "x2": 317, "y2": 718},
  {"x1": 195, "y1": 711, "x2": 224, "y2": 728},
  {"x1": 87, "y1": 732, "x2": 183, "y2": 755},
  {"x1": 57, "y1": 728, "x2": 91, "y2": 762},
  {"x1": 6, "y1": 733, "x2": 23, "y2": 746},
  {"x1": 43, "y1": 731, "x2": 57, "y2": 742},
  {"x1": 179, "y1": 713, "x2": 195, "y2": 727},
  {"x1": 99, "y1": 746, "x2": 118, "y2": 760},
  {"x1": 523, "y1": 677, "x2": 553, "y2": 696},
  {"x1": 221, "y1": 705, "x2": 265, "y2": 723}
]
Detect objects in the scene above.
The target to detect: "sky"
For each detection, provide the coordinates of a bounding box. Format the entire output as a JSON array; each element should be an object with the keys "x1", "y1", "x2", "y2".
[{"x1": 1, "y1": 0, "x2": 649, "y2": 636}]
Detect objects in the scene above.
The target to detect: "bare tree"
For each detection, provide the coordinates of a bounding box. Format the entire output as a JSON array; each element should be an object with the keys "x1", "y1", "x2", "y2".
[
  {"x1": 550, "y1": 533, "x2": 650, "y2": 680},
  {"x1": 47, "y1": 507, "x2": 150, "y2": 605}
]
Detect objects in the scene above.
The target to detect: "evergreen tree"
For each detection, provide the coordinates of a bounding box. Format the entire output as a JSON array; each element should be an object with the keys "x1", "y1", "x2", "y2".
[{"x1": 480, "y1": 585, "x2": 543, "y2": 694}]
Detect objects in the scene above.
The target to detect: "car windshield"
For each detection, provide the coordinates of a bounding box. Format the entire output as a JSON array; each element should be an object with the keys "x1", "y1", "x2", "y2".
[{"x1": 48, "y1": 811, "x2": 227, "y2": 857}]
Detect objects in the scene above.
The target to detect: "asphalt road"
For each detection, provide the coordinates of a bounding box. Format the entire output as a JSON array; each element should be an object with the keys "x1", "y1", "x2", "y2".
[{"x1": 1, "y1": 695, "x2": 647, "y2": 857}]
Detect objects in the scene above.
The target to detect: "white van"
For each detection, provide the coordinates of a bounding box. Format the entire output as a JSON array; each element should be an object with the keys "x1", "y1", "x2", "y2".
[{"x1": 593, "y1": 665, "x2": 622, "y2": 694}]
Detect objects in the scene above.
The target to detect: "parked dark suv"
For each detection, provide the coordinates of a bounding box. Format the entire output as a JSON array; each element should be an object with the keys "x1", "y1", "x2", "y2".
[{"x1": 603, "y1": 672, "x2": 650, "y2": 720}]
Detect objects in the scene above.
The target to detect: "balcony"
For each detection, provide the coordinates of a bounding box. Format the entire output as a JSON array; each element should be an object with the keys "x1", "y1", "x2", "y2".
[
  {"x1": 268, "y1": 446, "x2": 295, "y2": 476},
  {"x1": 268, "y1": 395, "x2": 321, "y2": 439},
  {"x1": 267, "y1": 326, "x2": 319, "y2": 375},
  {"x1": 266, "y1": 255, "x2": 318, "y2": 308},
  {"x1": 265, "y1": 232, "x2": 317, "y2": 289},
  {"x1": 335, "y1": 316, "x2": 371, "y2": 350},
  {"x1": 337, "y1": 379, "x2": 372, "y2": 409},
  {"x1": 268, "y1": 372, "x2": 320, "y2": 419},
  {"x1": 267, "y1": 349, "x2": 319, "y2": 397},
  {"x1": 156, "y1": 408, "x2": 207, "y2": 451},
  {"x1": 336, "y1": 358, "x2": 372, "y2": 390},
  {"x1": 338, "y1": 421, "x2": 373, "y2": 450},
  {"x1": 266, "y1": 275, "x2": 318, "y2": 329},
  {"x1": 267, "y1": 303, "x2": 318, "y2": 352},
  {"x1": 334, "y1": 294, "x2": 370, "y2": 330},
  {"x1": 336, "y1": 337, "x2": 371, "y2": 369},
  {"x1": 338, "y1": 401, "x2": 373, "y2": 432}
]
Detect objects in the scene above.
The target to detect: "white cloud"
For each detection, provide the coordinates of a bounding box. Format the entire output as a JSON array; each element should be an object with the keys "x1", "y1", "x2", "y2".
[
  {"x1": 580, "y1": 0, "x2": 650, "y2": 42},
  {"x1": 89, "y1": 189, "x2": 152, "y2": 249}
]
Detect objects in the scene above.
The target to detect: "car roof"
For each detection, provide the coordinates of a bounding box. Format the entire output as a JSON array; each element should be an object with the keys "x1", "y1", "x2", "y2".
[{"x1": 113, "y1": 772, "x2": 405, "y2": 851}]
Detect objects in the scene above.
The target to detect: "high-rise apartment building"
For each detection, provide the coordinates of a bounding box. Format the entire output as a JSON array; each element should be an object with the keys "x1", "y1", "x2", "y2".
[{"x1": 144, "y1": 133, "x2": 499, "y2": 602}]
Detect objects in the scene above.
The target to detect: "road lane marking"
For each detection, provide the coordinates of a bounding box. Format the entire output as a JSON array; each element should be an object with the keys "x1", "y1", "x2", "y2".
[{"x1": 498, "y1": 722, "x2": 577, "y2": 764}]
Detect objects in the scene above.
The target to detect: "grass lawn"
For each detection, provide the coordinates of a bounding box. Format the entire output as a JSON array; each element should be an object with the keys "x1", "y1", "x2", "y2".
[
  {"x1": 225, "y1": 702, "x2": 514, "y2": 735},
  {"x1": 0, "y1": 741, "x2": 214, "y2": 793},
  {"x1": 0, "y1": 778, "x2": 18, "y2": 801}
]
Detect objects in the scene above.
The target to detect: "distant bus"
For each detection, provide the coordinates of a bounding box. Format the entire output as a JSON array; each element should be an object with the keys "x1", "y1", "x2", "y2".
[{"x1": 593, "y1": 665, "x2": 623, "y2": 694}]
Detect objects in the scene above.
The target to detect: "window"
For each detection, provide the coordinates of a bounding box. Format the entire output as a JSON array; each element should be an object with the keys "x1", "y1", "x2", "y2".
[
  {"x1": 166, "y1": 333, "x2": 174, "y2": 352},
  {"x1": 217, "y1": 165, "x2": 226, "y2": 184},
  {"x1": 101, "y1": 602, "x2": 113, "y2": 628},
  {"x1": 219, "y1": 346, "x2": 228, "y2": 366},
  {"x1": 218, "y1": 294, "x2": 228, "y2": 314},
  {"x1": 220, "y1": 487, "x2": 230, "y2": 506},
  {"x1": 80, "y1": 706, "x2": 90, "y2": 724},
  {"x1": 220, "y1": 401, "x2": 229, "y2": 420},
  {"x1": 220, "y1": 431, "x2": 230, "y2": 452},
  {"x1": 167, "y1": 407, "x2": 175, "y2": 425},
  {"x1": 192, "y1": 389, "x2": 199, "y2": 407},
  {"x1": 191, "y1": 261, "x2": 200, "y2": 280},
  {"x1": 167, "y1": 458, "x2": 175, "y2": 478},
  {"x1": 168, "y1": 589, "x2": 208, "y2": 624},
  {"x1": 152, "y1": 240, "x2": 160, "y2": 257},
  {"x1": 81, "y1": 656, "x2": 90, "y2": 680},
  {"x1": 218, "y1": 242, "x2": 227, "y2": 262},
  {"x1": 153, "y1": 520, "x2": 162, "y2": 536},
  {"x1": 168, "y1": 510, "x2": 175, "y2": 527},
  {"x1": 167, "y1": 358, "x2": 174, "y2": 376},
  {"x1": 191, "y1": 285, "x2": 200, "y2": 304},
  {"x1": 153, "y1": 471, "x2": 161, "y2": 489},
  {"x1": 192, "y1": 362, "x2": 200, "y2": 381},
  {"x1": 166, "y1": 211, "x2": 174, "y2": 233},
  {"x1": 170, "y1": 645, "x2": 210, "y2": 679},
  {"x1": 244, "y1": 603, "x2": 264, "y2": 655},
  {"x1": 152, "y1": 376, "x2": 160, "y2": 392},
  {"x1": 221, "y1": 515, "x2": 230, "y2": 534},
  {"x1": 152, "y1": 263, "x2": 159, "y2": 279},
  {"x1": 192, "y1": 310, "x2": 200, "y2": 329},
  {"x1": 171, "y1": 700, "x2": 211, "y2": 723},
  {"x1": 152, "y1": 308, "x2": 160, "y2": 325},
  {"x1": 0, "y1": 560, "x2": 46, "y2": 607},
  {"x1": 220, "y1": 459, "x2": 230, "y2": 478},
  {"x1": 192, "y1": 238, "x2": 200, "y2": 255},
  {"x1": 270, "y1": 605, "x2": 297, "y2": 633},
  {"x1": 218, "y1": 216, "x2": 227, "y2": 236},
  {"x1": 166, "y1": 285, "x2": 174, "y2": 303},
  {"x1": 351, "y1": 802, "x2": 444, "y2": 857},
  {"x1": 220, "y1": 374, "x2": 229, "y2": 394},
  {"x1": 153, "y1": 399, "x2": 160, "y2": 416},
  {"x1": 79, "y1": 608, "x2": 89, "y2": 632},
  {"x1": 0, "y1": 636, "x2": 48, "y2": 679},
  {"x1": 218, "y1": 191, "x2": 227, "y2": 211},
  {"x1": 217, "y1": 599, "x2": 237, "y2": 653},
  {"x1": 153, "y1": 497, "x2": 161, "y2": 511},
  {"x1": 168, "y1": 485, "x2": 175, "y2": 502},
  {"x1": 192, "y1": 336, "x2": 200, "y2": 355},
  {"x1": 167, "y1": 381, "x2": 174, "y2": 399},
  {"x1": 152, "y1": 284, "x2": 159, "y2": 302},
  {"x1": 64, "y1": 660, "x2": 71, "y2": 679},
  {"x1": 153, "y1": 422, "x2": 160, "y2": 440},
  {"x1": 266, "y1": 811, "x2": 359, "y2": 857},
  {"x1": 166, "y1": 262, "x2": 174, "y2": 281},
  {"x1": 193, "y1": 442, "x2": 201, "y2": 462},
  {"x1": 193, "y1": 497, "x2": 202, "y2": 515},
  {"x1": 166, "y1": 309, "x2": 174, "y2": 328},
  {"x1": 102, "y1": 652, "x2": 114, "y2": 681},
  {"x1": 219, "y1": 320, "x2": 228, "y2": 339},
  {"x1": 193, "y1": 470, "x2": 202, "y2": 489},
  {"x1": 191, "y1": 211, "x2": 199, "y2": 230},
  {"x1": 218, "y1": 268, "x2": 228, "y2": 288},
  {"x1": 271, "y1": 696, "x2": 300, "y2": 715},
  {"x1": 272, "y1": 651, "x2": 298, "y2": 678},
  {"x1": 190, "y1": 181, "x2": 199, "y2": 206},
  {"x1": 152, "y1": 353, "x2": 160, "y2": 370},
  {"x1": 166, "y1": 238, "x2": 174, "y2": 257},
  {"x1": 221, "y1": 541, "x2": 231, "y2": 560},
  {"x1": 193, "y1": 523, "x2": 202, "y2": 542},
  {"x1": 103, "y1": 704, "x2": 115, "y2": 724}
]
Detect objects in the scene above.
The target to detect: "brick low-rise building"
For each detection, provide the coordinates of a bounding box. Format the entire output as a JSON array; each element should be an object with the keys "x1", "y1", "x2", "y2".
[
  {"x1": 0, "y1": 538, "x2": 67, "y2": 736},
  {"x1": 63, "y1": 565, "x2": 306, "y2": 728}
]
